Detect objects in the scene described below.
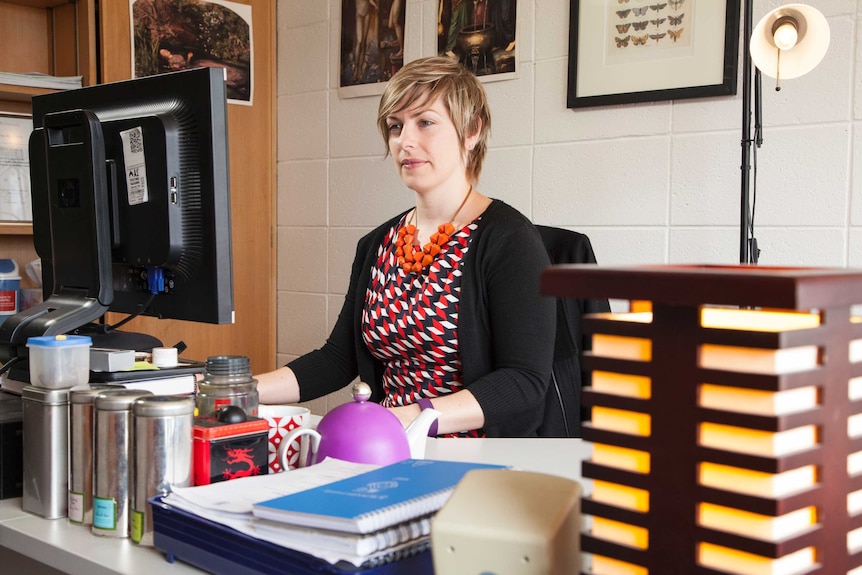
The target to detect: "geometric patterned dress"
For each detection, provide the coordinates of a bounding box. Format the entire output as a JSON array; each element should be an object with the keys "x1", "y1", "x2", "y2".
[{"x1": 361, "y1": 214, "x2": 484, "y2": 437}]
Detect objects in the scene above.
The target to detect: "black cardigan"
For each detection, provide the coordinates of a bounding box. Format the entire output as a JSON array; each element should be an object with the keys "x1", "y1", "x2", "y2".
[{"x1": 287, "y1": 200, "x2": 556, "y2": 437}]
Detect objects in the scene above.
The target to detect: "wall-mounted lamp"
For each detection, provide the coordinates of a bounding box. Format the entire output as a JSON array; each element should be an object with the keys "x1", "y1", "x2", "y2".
[{"x1": 739, "y1": 3, "x2": 830, "y2": 264}]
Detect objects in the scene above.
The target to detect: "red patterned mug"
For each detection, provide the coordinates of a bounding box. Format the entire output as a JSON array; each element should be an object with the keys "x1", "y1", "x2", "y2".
[{"x1": 258, "y1": 405, "x2": 310, "y2": 473}]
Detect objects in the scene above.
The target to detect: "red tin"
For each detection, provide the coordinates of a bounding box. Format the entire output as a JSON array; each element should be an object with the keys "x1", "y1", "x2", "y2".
[{"x1": 192, "y1": 415, "x2": 268, "y2": 486}]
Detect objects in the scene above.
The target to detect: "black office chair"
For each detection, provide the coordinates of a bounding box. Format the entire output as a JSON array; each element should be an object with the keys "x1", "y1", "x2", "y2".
[{"x1": 536, "y1": 226, "x2": 610, "y2": 438}]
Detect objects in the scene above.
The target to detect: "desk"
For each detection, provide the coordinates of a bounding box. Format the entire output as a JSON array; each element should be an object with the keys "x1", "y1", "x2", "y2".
[{"x1": 0, "y1": 438, "x2": 590, "y2": 575}]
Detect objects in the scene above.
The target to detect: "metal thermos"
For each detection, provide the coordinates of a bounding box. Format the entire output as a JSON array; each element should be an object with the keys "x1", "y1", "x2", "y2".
[
  {"x1": 196, "y1": 355, "x2": 258, "y2": 418},
  {"x1": 131, "y1": 395, "x2": 194, "y2": 546},
  {"x1": 68, "y1": 384, "x2": 121, "y2": 525},
  {"x1": 22, "y1": 385, "x2": 69, "y2": 518},
  {"x1": 92, "y1": 389, "x2": 152, "y2": 537}
]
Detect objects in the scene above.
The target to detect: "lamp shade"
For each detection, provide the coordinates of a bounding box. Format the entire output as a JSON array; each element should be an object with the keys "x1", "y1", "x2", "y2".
[{"x1": 749, "y1": 3, "x2": 830, "y2": 80}]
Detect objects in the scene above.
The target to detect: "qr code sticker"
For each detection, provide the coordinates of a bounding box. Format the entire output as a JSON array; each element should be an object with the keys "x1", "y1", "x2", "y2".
[
  {"x1": 127, "y1": 128, "x2": 143, "y2": 154},
  {"x1": 120, "y1": 127, "x2": 149, "y2": 205}
]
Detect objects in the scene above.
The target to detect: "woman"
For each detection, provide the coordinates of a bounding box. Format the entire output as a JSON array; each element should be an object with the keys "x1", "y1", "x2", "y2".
[{"x1": 257, "y1": 57, "x2": 555, "y2": 437}]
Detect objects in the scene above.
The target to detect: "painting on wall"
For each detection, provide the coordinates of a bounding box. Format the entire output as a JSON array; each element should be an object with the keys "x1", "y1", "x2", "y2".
[
  {"x1": 131, "y1": 0, "x2": 253, "y2": 105},
  {"x1": 339, "y1": 0, "x2": 408, "y2": 98},
  {"x1": 436, "y1": 0, "x2": 518, "y2": 82},
  {"x1": 567, "y1": 0, "x2": 740, "y2": 108}
]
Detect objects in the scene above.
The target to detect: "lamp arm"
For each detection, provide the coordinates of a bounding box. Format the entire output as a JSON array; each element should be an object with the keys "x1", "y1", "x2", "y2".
[
  {"x1": 754, "y1": 68, "x2": 763, "y2": 148},
  {"x1": 740, "y1": 0, "x2": 754, "y2": 264}
]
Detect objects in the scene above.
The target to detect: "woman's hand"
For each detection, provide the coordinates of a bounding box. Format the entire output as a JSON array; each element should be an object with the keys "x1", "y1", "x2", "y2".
[
  {"x1": 387, "y1": 389, "x2": 485, "y2": 436},
  {"x1": 389, "y1": 403, "x2": 424, "y2": 430}
]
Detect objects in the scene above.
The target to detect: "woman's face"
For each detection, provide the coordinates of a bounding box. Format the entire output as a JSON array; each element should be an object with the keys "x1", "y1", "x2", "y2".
[{"x1": 385, "y1": 95, "x2": 476, "y2": 195}]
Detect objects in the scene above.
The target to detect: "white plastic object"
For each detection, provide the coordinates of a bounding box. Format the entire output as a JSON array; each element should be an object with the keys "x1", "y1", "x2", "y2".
[{"x1": 27, "y1": 335, "x2": 92, "y2": 389}]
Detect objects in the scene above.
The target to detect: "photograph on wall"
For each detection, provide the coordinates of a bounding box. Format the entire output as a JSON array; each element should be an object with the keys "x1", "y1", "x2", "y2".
[
  {"x1": 436, "y1": 0, "x2": 517, "y2": 82},
  {"x1": 0, "y1": 116, "x2": 32, "y2": 222},
  {"x1": 339, "y1": 0, "x2": 408, "y2": 98},
  {"x1": 568, "y1": 0, "x2": 739, "y2": 108},
  {"x1": 131, "y1": 0, "x2": 253, "y2": 105}
]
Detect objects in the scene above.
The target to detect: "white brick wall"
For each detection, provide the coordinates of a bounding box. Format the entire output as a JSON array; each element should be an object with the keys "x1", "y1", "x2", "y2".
[{"x1": 277, "y1": 0, "x2": 862, "y2": 413}]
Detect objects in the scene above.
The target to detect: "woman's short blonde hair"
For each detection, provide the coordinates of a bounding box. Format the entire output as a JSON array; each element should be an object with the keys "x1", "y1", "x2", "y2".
[{"x1": 377, "y1": 57, "x2": 491, "y2": 183}]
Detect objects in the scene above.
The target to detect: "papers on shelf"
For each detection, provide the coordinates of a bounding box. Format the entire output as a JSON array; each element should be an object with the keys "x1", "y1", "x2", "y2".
[
  {"x1": 0, "y1": 116, "x2": 32, "y2": 221},
  {"x1": 0, "y1": 71, "x2": 82, "y2": 91}
]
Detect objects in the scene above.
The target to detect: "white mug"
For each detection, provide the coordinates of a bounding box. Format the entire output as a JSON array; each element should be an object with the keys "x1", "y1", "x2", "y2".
[
  {"x1": 277, "y1": 427, "x2": 322, "y2": 471},
  {"x1": 258, "y1": 405, "x2": 310, "y2": 473}
]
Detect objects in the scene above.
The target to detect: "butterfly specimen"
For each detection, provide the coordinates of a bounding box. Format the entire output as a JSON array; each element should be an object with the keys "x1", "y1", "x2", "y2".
[
  {"x1": 632, "y1": 6, "x2": 648, "y2": 16},
  {"x1": 668, "y1": 28, "x2": 684, "y2": 42},
  {"x1": 631, "y1": 34, "x2": 648, "y2": 46},
  {"x1": 616, "y1": 23, "x2": 632, "y2": 33},
  {"x1": 616, "y1": 9, "x2": 631, "y2": 18},
  {"x1": 650, "y1": 3, "x2": 667, "y2": 12},
  {"x1": 668, "y1": 13, "x2": 684, "y2": 26},
  {"x1": 632, "y1": 20, "x2": 649, "y2": 30},
  {"x1": 669, "y1": 0, "x2": 684, "y2": 9},
  {"x1": 650, "y1": 32, "x2": 667, "y2": 43},
  {"x1": 651, "y1": 18, "x2": 666, "y2": 27},
  {"x1": 615, "y1": 35, "x2": 631, "y2": 47}
]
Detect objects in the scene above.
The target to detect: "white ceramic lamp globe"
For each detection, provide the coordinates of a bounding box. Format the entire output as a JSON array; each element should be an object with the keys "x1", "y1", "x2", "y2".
[{"x1": 749, "y1": 3, "x2": 830, "y2": 85}]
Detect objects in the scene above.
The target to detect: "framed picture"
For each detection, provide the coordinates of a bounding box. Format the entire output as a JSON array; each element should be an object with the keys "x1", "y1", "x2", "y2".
[
  {"x1": 436, "y1": 0, "x2": 518, "y2": 82},
  {"x1": 339, "y1": 0, "x2": 408, "y2": 98},
  {"x1": 567, "y1": 0, "x2": 740, "y2": 109},
  {"x1": 131, "y1": 0, "x2": 254, "y2": 105}
]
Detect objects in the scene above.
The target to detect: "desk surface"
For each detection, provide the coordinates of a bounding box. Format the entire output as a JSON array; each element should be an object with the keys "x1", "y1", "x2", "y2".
[{"x1": 0, "y1": 438, "x2": 590, "y2": 575}]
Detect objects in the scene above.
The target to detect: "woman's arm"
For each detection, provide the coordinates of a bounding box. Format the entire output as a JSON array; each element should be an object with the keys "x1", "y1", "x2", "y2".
[
  {"x1": 463, "y1": 215, "x2": 556, "y2": 436},
  {"x1": 256, "y1": 365, "x2": 301, "y2": 404},
  {"x1": 255, "y1": 219, "x2": 400, "y2": 405}
]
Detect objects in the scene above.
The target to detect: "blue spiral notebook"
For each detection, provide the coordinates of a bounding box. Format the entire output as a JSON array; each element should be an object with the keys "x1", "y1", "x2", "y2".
[{"x1": 251, "y1": 459, "x2": 508, "y2": 534}]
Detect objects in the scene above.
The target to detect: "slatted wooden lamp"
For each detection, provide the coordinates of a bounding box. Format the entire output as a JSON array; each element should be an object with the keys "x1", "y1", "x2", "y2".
[{"x1": 541, "y1": 264, "x2": 862, "y2": 574}]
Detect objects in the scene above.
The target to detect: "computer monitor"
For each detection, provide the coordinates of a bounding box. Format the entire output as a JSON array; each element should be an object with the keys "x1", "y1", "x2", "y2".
[{"x1": 0, "y1": 67, "x2": 234, "y2": 363}]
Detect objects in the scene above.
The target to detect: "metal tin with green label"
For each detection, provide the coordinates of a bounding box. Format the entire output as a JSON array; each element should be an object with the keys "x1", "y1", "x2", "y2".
[
  {"x1": 131, "y1": 395, "x2": 194, "y2": 546},
  {"x1": 91, "y1": 389, "x2": 152, "y2": 538}
]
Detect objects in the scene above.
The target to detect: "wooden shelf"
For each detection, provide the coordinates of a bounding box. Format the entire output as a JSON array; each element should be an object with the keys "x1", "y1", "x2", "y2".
[
  {"x1": 0, "y1": 222, "x2": 32, "y2": 235},
  {"x1": 0, "y1": 82, "x2": 58, "y2": 99},
  {"x1": 0, "y1": 82, "x2": 55, "y2": 113}
]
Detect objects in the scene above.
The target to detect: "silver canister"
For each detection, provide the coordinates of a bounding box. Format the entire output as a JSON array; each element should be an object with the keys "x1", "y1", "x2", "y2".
[
  {"x1": 68, "y1": 384, "x2": 122, "y2": 525},
  {"x1": 22, "y1": 385, "x2": 69, "y2": 518},
  {"x1": 92, "y1": 389, "x2": 152, "y2": 537},
  {"x1": 196, "y1": 355, "x2": 258, "y2": 418},
  {"x1": 131, "y1": 395, "x2": 194, "y2": 546}
]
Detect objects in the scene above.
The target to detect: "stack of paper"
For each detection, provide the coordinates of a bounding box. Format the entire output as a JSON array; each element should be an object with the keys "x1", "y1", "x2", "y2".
[
  {"x1": 163, "y1": 457, "x2": 507, "y2": 566},
  {"x1": 164, "y1": 458, "x2": 386, "y2": 566},
  {"x1": 249, "y1": 459, "x2": 507, "y2": 564},
  {"x1": 0, "y1": 72, "x2": 82, "y2": 91}
]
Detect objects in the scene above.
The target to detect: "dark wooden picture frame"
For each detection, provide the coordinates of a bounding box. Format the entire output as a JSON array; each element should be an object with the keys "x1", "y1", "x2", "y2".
[{"x1": 567, "y1": 0, "x2": 740, "y2": 109}]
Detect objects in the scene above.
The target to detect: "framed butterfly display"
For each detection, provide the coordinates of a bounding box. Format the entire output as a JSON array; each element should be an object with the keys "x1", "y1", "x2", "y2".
[{"x1": 567, "y1": 0, "x2": 740, "y2": 108}]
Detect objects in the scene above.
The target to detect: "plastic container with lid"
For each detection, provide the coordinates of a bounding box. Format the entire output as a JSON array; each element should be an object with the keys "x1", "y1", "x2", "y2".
[{"x1": 27, "y1": 335, "x2": 92, "y2": 389}]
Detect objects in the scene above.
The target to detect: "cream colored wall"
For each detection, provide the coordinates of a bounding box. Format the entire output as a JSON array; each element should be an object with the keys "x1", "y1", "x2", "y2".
[{"x1": 277, "y1": 0, "x2": 862, "y2": 414}]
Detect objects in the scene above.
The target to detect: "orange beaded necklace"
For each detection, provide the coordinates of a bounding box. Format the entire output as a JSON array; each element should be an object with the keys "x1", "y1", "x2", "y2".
[{"x1": 396, "y1": 186, "x2": 473, "y2": 275}]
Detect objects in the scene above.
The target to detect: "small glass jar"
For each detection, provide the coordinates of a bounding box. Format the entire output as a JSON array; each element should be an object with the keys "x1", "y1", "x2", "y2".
[{"x1": 195, "y1": 355, "x2": 258, "y2": 418}]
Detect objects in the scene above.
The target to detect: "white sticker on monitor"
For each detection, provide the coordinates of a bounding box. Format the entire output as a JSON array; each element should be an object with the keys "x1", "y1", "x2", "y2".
[{"x1": 120, "y1": 126, "x2": 149, "y2": 205}]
